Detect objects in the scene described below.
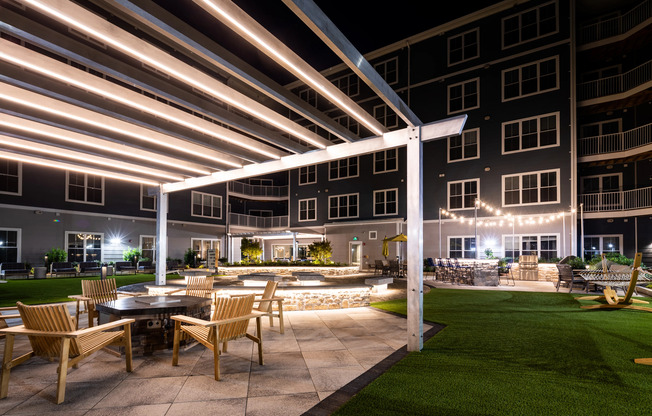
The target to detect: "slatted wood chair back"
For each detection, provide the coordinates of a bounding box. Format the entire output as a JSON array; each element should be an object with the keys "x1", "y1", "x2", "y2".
[
  {"x1": 256, "y1": 281, "x2": 278, "y2": 314},
  {"x1": 185, "y1": 276, "x2": 214, "y2": 297},
  {"x1": 81, "y1": 278, "x2": 118, "y2": 303},
  {"x1": 209, "y1": 294, "x2": 255, "y2": 343},
  {"x1": 16, "y1": 302, "x2": 81, "y2": 357}
]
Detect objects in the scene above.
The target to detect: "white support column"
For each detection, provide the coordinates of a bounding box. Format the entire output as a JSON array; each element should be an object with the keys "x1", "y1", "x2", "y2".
[
  {"x1": 155, "y1": 189, "x2": 169, "y2": 285},
  {"x1": 406, "y1": 126, "x2": 423, "y2": 352},
  {"x1": 292, "y1": 232, "x2": 297, "y2": 261}
]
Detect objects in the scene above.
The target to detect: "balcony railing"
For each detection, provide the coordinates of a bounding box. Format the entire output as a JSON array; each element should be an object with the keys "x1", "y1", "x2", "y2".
[
  {"x1": 578, "y1": 0, "x2": 651, "y2": 44},
  {"x1": 578, "y1": 123, "x2": 652, "y2": 156},
  {"x1": 229, "y1": 213, "x2": 289, "y2": 229},
  {"x1": 581, "y1": 186, "x2": 652, "y2": 212},
  {"x1": 578, "y1": 60, "x2": 652, "y2": 101},
  {"x1": 228, "y1": 181, "x2": 288, "y2": 198}
]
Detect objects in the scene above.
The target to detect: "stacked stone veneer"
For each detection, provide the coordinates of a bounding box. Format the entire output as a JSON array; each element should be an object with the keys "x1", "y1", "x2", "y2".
[
  {"x1": 510, "y1": 263, "x2": 558, "y2": 282},
  {"x1": 147, "y1": 286, "x2": 371, "y2": 311},
  {"x1": 219, "y1": 266, "x2": 359, "y2": 276}
]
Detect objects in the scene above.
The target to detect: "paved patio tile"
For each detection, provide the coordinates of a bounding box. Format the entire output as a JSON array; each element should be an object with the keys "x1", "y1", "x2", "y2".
[
  {"x1": 247, "y1": 368, "x2": 315, "y2": 397},
  {"x1": 93, "y1": 376, "x2": 186, "y2": 408},
  {"x1": 6, "y1": 381, "x2": 115, "y2": 414},
  {"x1": 245, "y1": 393, "x2": 320, "y2": 416},
  {"x1": 297, "y1": 337, "x2": 346, "y2": 352},
  {"x1": 175, "y1": 374, "x2": 250, "y2": 401},
  {"x1": 302, "y1": 350, "x2": 358, "y2": 369},
  {"x1": 168, "y1": 398, "x2": 245, "y2": 416},
  {"x1": 85, "y1": 404, "x2": 171, "y2": 416},
  {"x1": 308, "y1": 365, "x2": 365, "y2": 392}
]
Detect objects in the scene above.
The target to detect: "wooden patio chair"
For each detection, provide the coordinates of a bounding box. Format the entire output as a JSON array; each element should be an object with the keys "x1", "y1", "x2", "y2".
[
  {"x1": 0, "y1": 302, "x2": 133, "y2": 404},
  {"x1": 0, "y1": 307, "x2": 20, "y2": 340},
  {"x1": 69, "y1": 278, "x2": 138, "y2": 329},
  {"x1": 171, "y1": 294, "x2": 264, "y2": 381},
  {"x1": 230, "y1": 281, "x2": 284, "y2": 334},
  {"x1": 163, "y1": 275, "x2": 215, "y2": 298}
]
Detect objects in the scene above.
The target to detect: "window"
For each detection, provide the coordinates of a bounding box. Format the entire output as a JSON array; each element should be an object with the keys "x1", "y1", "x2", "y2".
[
  {"x1": 332, "y1": 74, "x2": 359, "y2": 97},
  {"x1": 502, "y1": 113, "x2": 559, "y2": 153},
  {"x1": 191, "y1": 191, "x2": 222, "y2": 219},
  {"x1": 374, "y1": 149, "x2": 398, "y2": 173},
  {"x1": 298, "y1": 87, "x2": 317, "y2": 106},
  {"x1": 192, "y1": 239, "x2": 220, "y2": 263},
  {"x1": 503, "y1": 169, "x2": 559, "y2": 206},
  {"x1": 374, "y1": 188, "x2": 398, "y2": 216},
  {"x1": 333, "y1": 115, "x2": 360, "y2": 137},
  {"x1": 584, "y1": 235, "x2": 621, "y2": 260},
  {"x1": 448, "y1": 28, "x2": 479, "y2": 66},
  {"x1": 448, "y1": 129, "x2": 479, "y2": 162},
  {"x1": 374, "y1": 57, "x2": 398, "y2": 85},
  {"x1": 448, "y1": 78, "x2": 479, "y2": 114},
  {"x1": 0, "y1": 229, "x2": 20, "y2": 263},
  {"x1": 66, "y1": 172, "x2": 104, "y2": 205},
  {"x1": 449, "y1": 237, "x2": 476, "y2": 258},
  {"x1": 298, "y1": 198, "x2": 317, "y2": 222},
  {"x1": 503, "y1": 57, "x2": 558, "y2": 100},
  {"x1": 581, "y1": 174, "x2": 621, "y2": 193},
  {"x1": 140, "y1": 235, "x2": 156, "y2": 261},
  {"x1": 298, "y1": 165, "x2": 317, "y2": 185},
  {"x1": 140, "y1": 185, "x2": 157, "y2": 211},
  {"x1": 0, "y1": 161, "x2": 21, "y2": 195},
  {"x1": 502, "y1": 1, "x2": 557, "y2": 48},
  {"x1": 329, "y1": 157, "x2": 358, "y2": 180},
  {"x1": 369, "y1": 231, "x2": 378, "y2": 240},
  {"x1": 249, "y1": 210, "x2": 273, "y2": 217},
  {"x1": 579, "y1": 119, "x2": 621, "y2": 138},
  {"x1": 66, "y1": 232, "x2": 102, "y2": 263},
  {"x1": 329, "y1": 193, "x2": 358, "y2": 219},
  {"x1": 373, "y1": 104, "x2": 398, "y2": 129},
  {"x1": 504, "y1": 234, "x2": 558, "y2": 259},
  {"x1": 448, "y1": 179, "x2": 479, "y2": 210}
]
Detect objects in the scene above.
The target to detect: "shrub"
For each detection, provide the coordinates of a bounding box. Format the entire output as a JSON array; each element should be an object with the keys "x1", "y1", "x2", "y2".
[
  {"x1": 308, "y1": 240, "x2": 333, "y2": 264},
  {"x1": 44, "y1": 247, "x2": 67, "y2": 269},
  {"x1": 123, "y1": 247, "x2": 142, "y2": 264},
  {"x1": 184, "y1": 248, "x2": 197, "y2": 268},
  {"x1": 568, "y1": 257, "x2": 587, "y2": 269}
]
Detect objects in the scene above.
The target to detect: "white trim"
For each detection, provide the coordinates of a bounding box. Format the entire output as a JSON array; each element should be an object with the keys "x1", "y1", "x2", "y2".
[
  {"x1": 140, "y1": 184, "x2": 157, "y2": 212},
  {"x1": 447, "y1": 178, "x2": 480, "y2": 211},
  {"x1": 328, "y1": 192, "x2": 359, "y2": 220},
  {"x1": 0, "y1": 161, "x2": 22, "y2": 196},
  {"x1": 328, "y1": 157, "x2": 359, "y2": 181},
  {"x1": 298, "y1": 165, "x2": 317, "y2": 185},
  {"x1": 502, "y1": 168, "x2": 561, "y2": 207},
  {"x1": 65, "y1": 171, "x2": 105, "y2": 206},
  {"x1": 373, "y1": 56, "x2": 398, "y2": 86},
  {"x1": 139, "y1": 234, "x2": 156, "y2": 262},
  {"x1": 373, "y1": 188, "x2": 399, "y2": 217},
  {"x1": 447, "y1": 128, "x2": 480, "y2": 163},
  {"x1": 447, "y1": 77, "x2": 480, "y2": 115},
  {"x1": 502, "y1": 233, "x2": 561, "y2": 259},
  {"x1": 501, "y1": 112, "x2": 560, "y2": 154},
  {"x1": 580, "y1": 172, "x2": 623, "y2": 193},
  {"x1": 0, "y1": 227, "x2": 21, "y2": 262},
  {"x1": 501, "y1": 0, "x2": 559, "y2": 50},
  {"x1": 297, "y1": 197, "x2": 317, "y2": 222},
  {"x1": 369, "y1": 231, "x2": 378, "y2": 240},
  {"x1": 501, "y1": 56, "x2": 560, "y2": 102},
  {"x1": 373, "y1": 149, "x2": 399, "y2": 174},
  {"x1": 447, "y1": 235, "x2": 476, "y2": 258},
  {"x1": 65, "y1": 230, "x2": 104, "y2": 263},
  {"x1": 191, "y1": 191, "x2": 223, "y2": 219},
  {"x1": 323, "y1": 217, "x2": 403, "y2": 227},
  {"x1": 447, "y1": 27, "x2": 480, "y2": 66}
]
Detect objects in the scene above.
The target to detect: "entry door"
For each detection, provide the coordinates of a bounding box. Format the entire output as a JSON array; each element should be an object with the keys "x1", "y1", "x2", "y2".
[{"x1": 349, "y1": 242, "x2": 362, "y2": 269}]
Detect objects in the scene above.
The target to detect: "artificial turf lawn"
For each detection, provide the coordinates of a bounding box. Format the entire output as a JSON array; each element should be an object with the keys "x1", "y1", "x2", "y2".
[
  {"x1": 335, "y1": 289, "x2": 652, "y2": 415},
  {"x1": 0, "y1": 274, "x2": 155, "y2": 306}
]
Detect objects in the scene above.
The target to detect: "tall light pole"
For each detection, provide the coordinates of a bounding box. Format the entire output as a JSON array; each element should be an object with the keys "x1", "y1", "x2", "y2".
[{"x1": 474, "y1": 199, "x2": 479, "y2": 259}]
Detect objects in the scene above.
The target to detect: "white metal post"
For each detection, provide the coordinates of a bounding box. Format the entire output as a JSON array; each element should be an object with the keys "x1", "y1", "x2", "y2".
[
  {"x1": 406, "y1": 127, "x2": 423, "y2": 352},
  {"x1": 438, "y1": 208, "x2": 442, "y2": 259},
  {"x1": 155, "y1": 189, "x2": 168, "y2": 286}
]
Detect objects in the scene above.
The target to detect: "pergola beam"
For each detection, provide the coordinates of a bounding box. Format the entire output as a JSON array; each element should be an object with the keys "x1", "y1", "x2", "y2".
[{"x1": 283, "y1": 0, "x2": 423, "y2": 128}]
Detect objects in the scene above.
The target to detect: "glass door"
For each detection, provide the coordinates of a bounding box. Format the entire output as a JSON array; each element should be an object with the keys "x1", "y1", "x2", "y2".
[{"x1": 349, "y1": 241, "x2": 362, "y2": 269}]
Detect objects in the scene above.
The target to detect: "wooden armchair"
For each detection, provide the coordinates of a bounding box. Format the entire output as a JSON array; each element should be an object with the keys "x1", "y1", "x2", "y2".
[
  {"x1": 0, "y1": 306, "x2": 20, "y2": 339},
  {"x1": 555, "y1": 264, "x2": 587, "y2": 293},
  {"x1": 171, "y1": 294, "x2": 264, "y2": 380},
  {"x1": 163, "y1": 275, "x2": 215, "y2": 298},
  {"x1": 230, "y1": 281, "x2": 285, "y2": 334},
  {"x1": 69, "y1": 278, "x2": 137, "y2": 329},
  {"x1": 0, "y1": 302, "x2": 134, "y2": 404}
]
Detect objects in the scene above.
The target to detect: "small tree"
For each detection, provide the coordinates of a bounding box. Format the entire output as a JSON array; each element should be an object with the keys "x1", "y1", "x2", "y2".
[
  {"x1": 184, "y1": 248, "x2": 197, "y2": 268},
  {"x1": 123, "y1": 247, "x2": 142, "y2": 265},
  {"x1": 241, "y1": 238, "x2": 262, "y2": 263},
  {"x1": 44, "y1": 247, "x2": 67, "y2": 269},
  {"x1": 308, "y1": 239, "x2": 332, "y2": 264}
]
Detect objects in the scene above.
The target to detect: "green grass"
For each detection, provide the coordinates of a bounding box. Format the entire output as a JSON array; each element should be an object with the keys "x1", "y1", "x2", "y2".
[
  {"x1": 0, "y1": 275, "x2": 155, "y2": 306},
  {"x1": 335, "y1": 289, "x2": 652, "y2": 415}
]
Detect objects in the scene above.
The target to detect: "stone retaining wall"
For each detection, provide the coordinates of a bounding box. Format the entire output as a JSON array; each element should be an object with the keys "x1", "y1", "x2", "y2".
[
  {"x1": 510, "y1": 263, "x2": 558, "y2": 282},
  {"x1": 218, "y1": 266, "x2": 359, "y2": 276}
]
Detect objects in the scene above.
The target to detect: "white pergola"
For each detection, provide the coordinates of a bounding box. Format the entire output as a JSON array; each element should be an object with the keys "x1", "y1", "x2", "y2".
[{"x1": 0, "y1": 0, "x2": 465, "y2": 351}]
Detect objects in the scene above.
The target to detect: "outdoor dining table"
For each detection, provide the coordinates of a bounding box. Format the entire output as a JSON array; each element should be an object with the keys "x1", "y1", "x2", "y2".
[{"x1": 95, "y1": 295, "x2": 212, "y2": 355}]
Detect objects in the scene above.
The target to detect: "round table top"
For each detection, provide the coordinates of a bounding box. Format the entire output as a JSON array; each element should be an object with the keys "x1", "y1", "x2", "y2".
[{"x1": 96, "y1": 295, "x2": 211, "y2": 316}]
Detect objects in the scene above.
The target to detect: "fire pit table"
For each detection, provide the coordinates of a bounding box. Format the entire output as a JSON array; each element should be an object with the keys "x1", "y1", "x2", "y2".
[{"x1": 95, "y1": 295, "x2": 212, "y2": 355}]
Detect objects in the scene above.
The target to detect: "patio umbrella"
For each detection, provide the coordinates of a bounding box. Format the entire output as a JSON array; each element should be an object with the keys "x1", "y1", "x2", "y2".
[
  {"x1": 383, "y1": 234, "x2": 407, "y2": 260},
  {"x1": 382, "y1": 237, "x2": 389, "y2": 258}
]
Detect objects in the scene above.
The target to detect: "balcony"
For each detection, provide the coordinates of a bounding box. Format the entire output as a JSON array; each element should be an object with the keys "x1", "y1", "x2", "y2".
[
  {"x1": 581, "y1": 186, "x2": 652, "y2": 213},
  {"x1": 577, "y1": 60, "x2": 652, "y2": 104},
  {"x1": 228, "y1": 181, "x2": 289, "y2": 199},
  {"x1": 578, "y1": 123, "x2": 652, "y2": 157},
  {"x1": 578, "y1": 0, "x2": 651, "y2": 45},
  {"x1": 229, "y1": 212, "x2": 289, "y2": 229}
]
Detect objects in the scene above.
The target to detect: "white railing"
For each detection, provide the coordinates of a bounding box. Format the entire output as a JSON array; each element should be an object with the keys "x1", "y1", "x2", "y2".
[
  {"x1": 228, "y1": 181, "x2": 288, "y2": 198},
  {"x1": 581, "y1": 186, "x2": 652, "y2": 212},
  {"x1": 229, "y1": 213, "x2": 289, "y2": 228},
  {"x1": 579, "y1": 123, "x2": 652, "y2": 156},
  {"x1": 578, "y1": 60, "x2": 652, "y2": 101},
  {"x1": 578, "y1": 0, "x2": 651, "y2": 44}
]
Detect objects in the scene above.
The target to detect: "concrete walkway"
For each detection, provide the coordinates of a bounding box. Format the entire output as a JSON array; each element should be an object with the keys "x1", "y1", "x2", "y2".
[{"x1": 0, "y1": 304, "x2": 431, "y2": 415}]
